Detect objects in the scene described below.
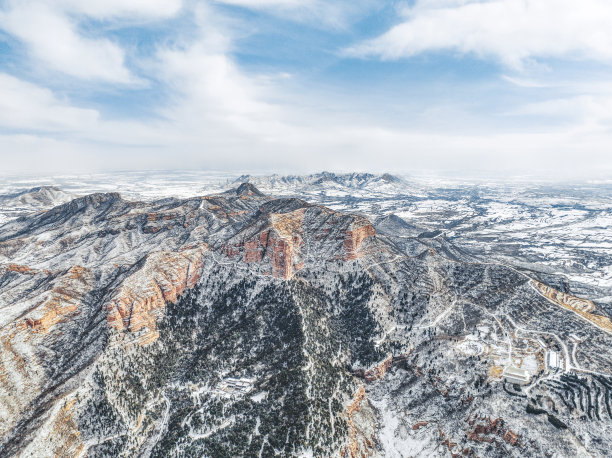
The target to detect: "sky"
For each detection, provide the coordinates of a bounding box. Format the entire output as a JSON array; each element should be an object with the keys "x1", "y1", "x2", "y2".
[{"x1": 0, "y1": 0, "x2": 611, "y2": 179}]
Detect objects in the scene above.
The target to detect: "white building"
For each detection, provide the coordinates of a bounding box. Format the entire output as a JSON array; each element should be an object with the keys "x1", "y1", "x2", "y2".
[
  {"x1": 546, "y1": 351, "x2": 562, "y2": 370},
  {"x1": 503, "y1": 366, "x2": 531, "y2": 385}
]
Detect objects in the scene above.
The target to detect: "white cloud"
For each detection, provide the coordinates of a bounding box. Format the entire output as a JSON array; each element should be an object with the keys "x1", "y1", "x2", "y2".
[
  {"x1": 214, "y1": 0, "x2": 373, "y2": 29},
  {"x1": 0, "y1": 0, "x2": 183, "y2": 82},
  {"x1": 152, "y1": 3, "x2": 294, "y2": 145},
  {"x1": 346, "y1": 0, "x2": 612, "y2": 68},
  {"x1": 513, "y1": 94, "x2": 612, "y2": 132},
  {"x1": 57, "y1": 0, "x2": 183, "y2": 19},
  {"x1": 501, "y1": 76, "x2": 549, "y2": 88},
  {"x1": 0, "y1": 71, "x2": 171, "y2": 157},
  {"x1": 0, "y1": 73, "x2": 99, "y2": 131},
  {"x1": 0, "y1": 4, "x2": 134, "y2": 83},
  {"x1": 0, "y1": 0, "x2": 610, "y2": 179},
  {"x1": 217, "y1": 0, "x2": 305, "y2": 7},
  {"x1": 0, "y1": 3, "x2": 292, "y2": 173}
]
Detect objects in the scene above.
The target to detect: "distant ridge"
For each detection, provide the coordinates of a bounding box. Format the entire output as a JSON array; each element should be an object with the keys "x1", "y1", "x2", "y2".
[
  {"x1": 233, "y1": 172, "x2": 404, "y2": 189},
  {"x1": 0, "y1": 186, "x2": 74, "y2": 208}
]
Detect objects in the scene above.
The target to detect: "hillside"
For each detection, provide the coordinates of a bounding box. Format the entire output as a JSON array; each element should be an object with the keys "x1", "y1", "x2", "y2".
[{"x1": 0, "y1": 184, "x2": 611, "y2": 457}]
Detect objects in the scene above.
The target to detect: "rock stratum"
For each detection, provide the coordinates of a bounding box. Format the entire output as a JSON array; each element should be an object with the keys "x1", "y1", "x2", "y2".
[{"x1": 0, "y1": 184, "x2": 611, "y2": 457}]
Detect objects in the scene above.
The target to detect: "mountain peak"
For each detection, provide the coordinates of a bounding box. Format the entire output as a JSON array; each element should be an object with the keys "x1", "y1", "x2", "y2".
[
  {"x1": 72, "y1": 192, "x2": 121, "y2": 206},
  {"x1": 235, "y1": 182, "x2": 265, "y2": 197},
  {"x1": 381, "y1": 173, "x2": 401, "y2": 183},
  {"x1": 49, "y1": 192, "x2": 122, "y2": 215}
]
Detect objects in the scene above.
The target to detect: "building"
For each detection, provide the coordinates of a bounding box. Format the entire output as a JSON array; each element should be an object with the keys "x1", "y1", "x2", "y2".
[
  {"x1": 503, "y1": 366, "x2": 531, "y2": 385},
  {"x1": 546, "y1": 351, "x2": 562, "y2": 370}
]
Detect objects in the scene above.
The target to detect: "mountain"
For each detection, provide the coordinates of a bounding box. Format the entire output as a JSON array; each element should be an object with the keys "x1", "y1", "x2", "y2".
[
  {"x1": 0, "y1": 186, "x2": 74, "y2": 208},
  {"x1": 0, "y1": 186, "x2": 75, "y2": 225},
  {"x1": 228, "y1": 173, "x2": 611, "y2": 309},
  {"x1": 0, "y1": 183, "x2": 611, "y2": 457},
  {"x1": 234, "y1": 172, "x2": 405, "y2": 193}
]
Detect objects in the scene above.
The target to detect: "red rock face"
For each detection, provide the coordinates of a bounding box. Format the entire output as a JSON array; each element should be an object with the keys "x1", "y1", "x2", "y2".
[
  {"x1": 343, "y1": 224, "x2": 376, "y2": 260},
  {"x1": 222, "y1": 209, "x2": 306, "y2": 279},
  {"x1": 464, "y1": 415, "x2": 520, "y2": 447},
  {"x1": 341, "y1": 384, "x2": 377, "y2": 458},
  {"x1": 503, "y1": 430, "x2": 520, "y2": 446},
  {"x1": 105, "y1": 246, "x2": 206, "y2": 344},
  {"x1": 225, "y1": 230, "x2": 301, "y2": 279},
  {"x1": 5, "y1": 264, "x2": 37, "y2": 275},
  {"x1": 364, "y1": 357, "x2": 392, "y2": 382},
  {"x1": 21, "y1": 266, "x2": 95, "y2": 334},
  {"x1": 270, "y1": 235, "x2": 288, "y2": 275},
  {"x1": 243, "y1": 239, "x2": 263, "y2": 263}
]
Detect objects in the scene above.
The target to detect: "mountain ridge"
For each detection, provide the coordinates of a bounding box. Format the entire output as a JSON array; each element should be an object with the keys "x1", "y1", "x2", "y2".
[{"x1": 0, "y1": 184, "x2": 610, "y2": 457}]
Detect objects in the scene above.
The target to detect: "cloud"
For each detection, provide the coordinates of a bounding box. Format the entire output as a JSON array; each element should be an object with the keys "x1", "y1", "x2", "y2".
[
  {"x1": 501, "y1": 76, "x2": 549, "y2": 88},
  {"x1": 0, "y1": 0, "x2": 183, "y2": 83},
  {"x1": 0, "y1": 0, "x2": 610, "y2": 180},
  {"x1": 57, "y1": 0, "x2": 183, "y2": 19},
  {"x1": 513, "y1": 94, "x2": 612, "y2": 132},
  {"x1": 214, "y1": 0, "x2": 373, "y2": 29},
  {"x1": 346, "y1": 0, "x2": 612, "y2": 68},
  {"x1": 0, "y1": 72, "x2": 99, "y2": 131},
  {"x1": 151, "y1": 3, "x2": 306, "y2": 150},
  {"x1": 0, "y1": 71, "x2": 171, "y2": 159},
  {"x1": 216, "y1": 0, "x2": 307, "y2": 7},
  {"x1": 0, "y1": 2, "x2": 294, "y2": 174},
  {"x1": 0, "y1": 4, "x2": 134, "y2": 83}
]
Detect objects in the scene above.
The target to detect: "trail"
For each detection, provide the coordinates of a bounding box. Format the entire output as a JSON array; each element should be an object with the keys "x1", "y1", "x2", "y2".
[{"x1": 139, "y1": 391, "x2": 171, "y2": 457}]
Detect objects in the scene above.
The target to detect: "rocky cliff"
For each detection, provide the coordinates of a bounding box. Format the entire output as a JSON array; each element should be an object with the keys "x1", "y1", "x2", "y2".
[{"x1": 0, "y1": 184, "x2": 611, "y2": 457}]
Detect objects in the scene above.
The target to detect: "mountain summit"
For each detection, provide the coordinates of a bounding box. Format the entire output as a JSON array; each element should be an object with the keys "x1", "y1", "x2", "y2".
[{"x1": 235, "y1": 182, "x2": 266, "y2": 197}]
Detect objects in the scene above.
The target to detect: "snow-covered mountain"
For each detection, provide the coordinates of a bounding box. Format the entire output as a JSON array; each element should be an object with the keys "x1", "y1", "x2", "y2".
[
  {"x1": 230, "y1": 173, "x2": 612, "y2": 308},
  {"x1": 0, "y1": 186, "x2": 74, "y2": 224},
  {"x1": 0, "y1": 180, "x2": 611, "y2": 457},
  {"x1": 234, "y1": 172, "x2": 407, "y2": 196},
  {"x1": 0, "y1": 186, "x2": 73, "y2": 207}
]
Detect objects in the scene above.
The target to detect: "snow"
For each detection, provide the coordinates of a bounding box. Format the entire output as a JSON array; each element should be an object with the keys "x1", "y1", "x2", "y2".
[
  {"x1": 370, "y1": 397, "x2": 437, "y2": 457},
  {"x1": 251, "y1": 391, "x2": 267, "y2": 403}
]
